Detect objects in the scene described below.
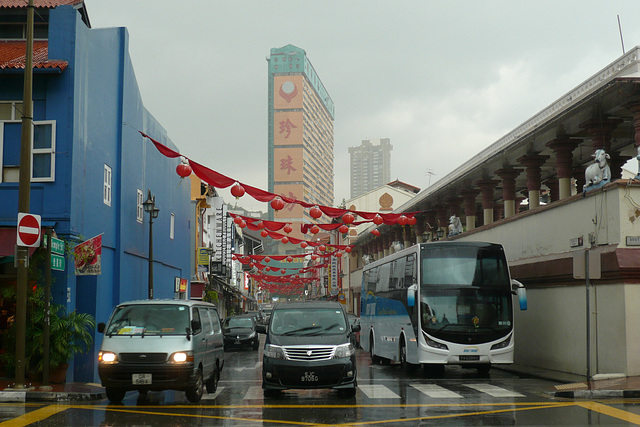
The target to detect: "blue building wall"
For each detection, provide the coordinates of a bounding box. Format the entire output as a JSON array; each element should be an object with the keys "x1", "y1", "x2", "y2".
[{"x1": 0, "y1": 6, "x2": 192, "y2": 383}]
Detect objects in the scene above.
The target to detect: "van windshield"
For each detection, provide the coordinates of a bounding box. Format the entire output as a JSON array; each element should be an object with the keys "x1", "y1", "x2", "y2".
[
  {"x1": 270, "y1": 308, "x2": 347, "y2": 336},
  {"x1": 106, "y1": 304, "x2": 189, "y2": 336}
]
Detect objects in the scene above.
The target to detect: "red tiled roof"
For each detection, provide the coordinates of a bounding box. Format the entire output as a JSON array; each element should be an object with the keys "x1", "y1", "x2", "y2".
[
  {"x1": 0, "y1": 0, "x2": 83, "y2": 8},
  {"x1": 0, "y1": 40, "x2": 67, "y2": 70}
]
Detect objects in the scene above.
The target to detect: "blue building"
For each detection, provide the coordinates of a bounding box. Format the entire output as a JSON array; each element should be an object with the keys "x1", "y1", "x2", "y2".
[{"x1": 0, "y1": 1, "x2": 192, "y2": 382}]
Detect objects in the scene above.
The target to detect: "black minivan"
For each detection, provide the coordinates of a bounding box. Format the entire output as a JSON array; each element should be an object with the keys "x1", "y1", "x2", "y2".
[{"x1": 256, "y1": 301, "x2": 360, "y2": 397}]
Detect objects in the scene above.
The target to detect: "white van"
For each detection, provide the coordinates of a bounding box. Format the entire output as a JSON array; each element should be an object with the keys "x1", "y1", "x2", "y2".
[{"x1": 97, "y1": 299, "x2": 224, "y2": 403}]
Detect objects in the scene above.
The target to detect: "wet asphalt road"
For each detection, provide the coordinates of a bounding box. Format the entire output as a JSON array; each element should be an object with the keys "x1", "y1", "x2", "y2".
[{"x1": 4, "y1": 337, "x2": 640, "y2": 426}]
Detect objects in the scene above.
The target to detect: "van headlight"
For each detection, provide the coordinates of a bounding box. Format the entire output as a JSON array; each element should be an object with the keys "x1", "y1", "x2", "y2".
[
  {"x1": 98, "y1": 351, "x2": 118, "y2": 364},
  {"x1": 169, "y1": 351, "x2": 194, "y2": 364},
  {"x1": 334, "y1": 343, "x2": 355, "y2": 358},
  {"x1": 263, "y1": 344, "x2": 285, "y2": 359}
]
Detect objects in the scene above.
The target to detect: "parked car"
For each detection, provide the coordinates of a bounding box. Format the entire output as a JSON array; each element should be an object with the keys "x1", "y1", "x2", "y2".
[
  {"x1": 97, "y1": 299, "x2": 224, "y2": 404},
  {"x1": 256, "y1": 301, "x2": 360, "y2": 397},
  {"x1": 347, "y1": 313, "x2": 360, "y2": 348},
  {"x1": 223, "y1": 314, "x2": 259, "y2": 350}
]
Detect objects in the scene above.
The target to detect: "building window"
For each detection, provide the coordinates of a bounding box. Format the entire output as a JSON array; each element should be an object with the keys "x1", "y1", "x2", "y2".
[
  {"x1": 137, "y1": 189, "x2": 143, "y2": 223},
  {"x1": 0, "y1": 101, "x2": 23, "y2": 120},
  {"x1": 31, "y1": 121, "x2": 55, "y2": 181},
  {"x1": 170, "y1": 213, "x2": 175, "y2": 239},
  {"x1": 103, "y1": 164, "x2": 112, "y2": 206}
]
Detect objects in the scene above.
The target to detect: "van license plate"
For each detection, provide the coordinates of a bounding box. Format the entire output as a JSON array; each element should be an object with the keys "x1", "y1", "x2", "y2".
[{"x1": 132, "y1": 374, "x2": 152, "y2": 385}]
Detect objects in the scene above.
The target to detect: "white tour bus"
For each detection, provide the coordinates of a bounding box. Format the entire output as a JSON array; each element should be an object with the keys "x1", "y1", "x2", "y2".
[{"x1": 360, "y1": 241, "x2": 527, "y2": 374}]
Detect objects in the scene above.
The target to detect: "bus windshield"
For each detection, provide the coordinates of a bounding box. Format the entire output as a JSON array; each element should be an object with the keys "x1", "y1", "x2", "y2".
[{"x1": 421, "y1": 245, "x2": 510, "y2": 287}]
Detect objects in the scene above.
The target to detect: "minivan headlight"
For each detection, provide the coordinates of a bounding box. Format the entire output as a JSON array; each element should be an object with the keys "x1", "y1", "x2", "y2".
[
  {"x1": 334, "y1": 343, "x2": 355, "y2": 358},
  {"x1": 264, "y1": 344, "x2": 285, "y2": 359},
  {"x1": 98, "y1": 351, "x2": 118, "y2": 364},
  {"x1": 169, "y1": 351, "x2": 194, "y2": 364}
]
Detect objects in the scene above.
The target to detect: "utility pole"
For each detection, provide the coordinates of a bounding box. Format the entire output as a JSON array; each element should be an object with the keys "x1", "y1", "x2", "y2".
[{"x1": 14, "y1": 0, "x2": 35, "y2": 389}]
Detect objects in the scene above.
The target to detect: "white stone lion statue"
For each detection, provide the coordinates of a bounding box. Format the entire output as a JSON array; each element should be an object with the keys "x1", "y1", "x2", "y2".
[{"x1": 448, "y1": 215, "x2": 463, "y2": 236}]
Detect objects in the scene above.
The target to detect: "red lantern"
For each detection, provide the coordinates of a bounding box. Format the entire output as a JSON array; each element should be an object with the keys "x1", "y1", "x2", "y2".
[
  {"x1": 238, "y1": 220, "x2": 246, "y2": 228},
  {"x1": 286, "y1": 256, "x2": 293, "y2": 262},
  {"x1": 233, "y1": 216, "x2": 242, "y2": 225},
  {"x1": 345, "y1": 246, "x2": 352, "y2": 253},
  {"x1": 271, "y1": 197, "x2": 285, "y2": 211},
  {"x1": 319, "y1": 245, "x2": 326, "y2": 251},
  {"x1": 176, "y1": 162, "x2": 192, "y2": 178},
  {"x1": 300, "y1": 241, "x2": 308, "y2": 249},
  {"x1": 310, "y1": 206, "x2": 322, "y2": 219},
  {"x1": 339, "y1": 225, "x2": 349, "y2": 234},
  {"x1": 342, "y1": 212, "x2": 355, "y2": 224},
  {"x1": 311, "y1": 254, "x2": 319, "y2": 260},
  {"x1": 397, "y1": 215, "x2": 408, "y2": 226},
  {"x1": 373, "y1": 214, "x2": 383, "y2": 225},
  {"x1": 407, "y1": 216, "x2": 417, "y2": 226},
  {"x1": 310, "y1": 225, "x2": 320, "y2": 234},
  {"x1": 261, "y1": 230, "x2": 268, "y2": 237},
  {"x1": 265, "y1": 267, "x2": 270, "y2": 272},
  {"x1": 335, "y1": 252, "x2": 343, "y2": 258},
  {"x1": 231, "y1": 183, "x2": 245, "y2": 199},
  {"x1": 281, "y1": 269, "x2": 287, "y2": 274},
  {"x1": 283, "y1": 224, "x2": 293, "y2": 234},
  {"x1": 371, "y1": 229, "x2": 380, "y2": 236},
  {"x1": 281, "y1": 237, "x2": 289, "y2": 244},
  {"x1": 265, "y1": 257, "x2": 271, "y2": 263},
  {"x1": 257, "y1": 221, "x2": 265, "y2": 229}
]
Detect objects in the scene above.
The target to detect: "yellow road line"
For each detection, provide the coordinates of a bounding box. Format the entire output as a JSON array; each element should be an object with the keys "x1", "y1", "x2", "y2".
[
  {"x1": 577, "y1": 401, "x2": 640, "y2": 425},
  {"x1": 0, "y1": 405, "x2": 69, "y2": 427}
]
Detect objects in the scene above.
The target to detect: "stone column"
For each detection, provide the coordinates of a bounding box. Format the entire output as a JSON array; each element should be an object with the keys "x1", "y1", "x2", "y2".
[
  {"x1": 425, "y1": 210, "x2": 437, "y2": 242},
  {"x1": 518, "y1": 154, "x2": 549, "y2": 209},
  {"x1": 545, "y1": 178, "x2": 559, "y2": 203},
  {"x1": 414, "y1": 216, "x2": 425, "y2": 244},
  {"x1": 495, "y1": 168, "x2": 522, "y2": 218},
  {"x1": 547, "y1": 137, "x2": 579, "y2": 200},
  {"x1": 402, "y1": 226, "x2": 412, "y2": 249},
  {"x1": 436, "y1": 204, "x2": 449, "y2": 239},
  {"x1": 582, "y1": 118, "x2": 627, "y2": 180},
  {"x1": 376, "y1": 239, "x2": 384, "y2": 261},
  {"x1": 382, "y1": 233, "x2": 391, "y2": 258},
  {"x1": 573, "y1": 166, "x2": 586, "y2": 194},
  {"x1": 460, "y1": 188, "x2": 479, "y2": 231},
  {"x1": 476, "y1": 179, "x2": 499, "y2": 225}
]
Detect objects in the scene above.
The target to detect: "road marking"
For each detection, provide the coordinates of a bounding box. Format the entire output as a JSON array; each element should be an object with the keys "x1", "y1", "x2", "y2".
[
  {"x1": 201, "y1": 386, "x2": 224, "y2": 401},
  {"x1": 464, "y1": 383, "x2": 525, "y2": 397},
  {"x1": 577, "y1": 401, "x2": 640, "y2": 425},
  {"x1": 358, "y1": 385, "x2": 400, "y2": 399},
  {"x1": 0, "y1": 404, "x2": 69, "y2": 426},
  {"x1": 243, "y1": 385, "x2": 263, "y2": 400},
  {"x1": 411, "y1": 384, "x2": 462, "y2": 398}
]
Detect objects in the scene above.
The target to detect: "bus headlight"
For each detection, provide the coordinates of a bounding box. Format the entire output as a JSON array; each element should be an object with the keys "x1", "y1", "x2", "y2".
[
  {"x1": 490, "y1": 336, "x2": 511, "y2": 350},
  {"x1": 98, "y1": 351, "x2": 118, "y2": 364},
  {"x1": 264, "y1": 344, "x2": 285, "y2": 359},
  {"x1": 425, "y1": 338, "x2": 449, "y2": 350},
  {"x1": 334, "y1": 343, "x2": 355, "y2": 358}
]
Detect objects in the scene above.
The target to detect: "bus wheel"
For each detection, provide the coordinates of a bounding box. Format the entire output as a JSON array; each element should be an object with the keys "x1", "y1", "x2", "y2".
[
  {"x1": 400, "y1": 340, "x2": 417, "y2": 372},
  {"x1": 369, "y1": 333, "x2": 381, "y2": 364}
]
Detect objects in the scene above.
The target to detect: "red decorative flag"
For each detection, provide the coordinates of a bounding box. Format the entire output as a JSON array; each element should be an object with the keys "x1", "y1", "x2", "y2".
[{"x1": 74, "y1": 234, "x2": 103, "y2": 276}]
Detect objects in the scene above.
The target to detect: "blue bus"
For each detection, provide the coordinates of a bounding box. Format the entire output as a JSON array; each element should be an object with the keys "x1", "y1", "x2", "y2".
[{"x1": 360, "y1": 241, "x2": 527, "y2": 374}]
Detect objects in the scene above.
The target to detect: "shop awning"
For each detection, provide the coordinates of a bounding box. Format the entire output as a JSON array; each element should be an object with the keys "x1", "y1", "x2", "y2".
[{"x1": 0, "y1": 228, "x2": 38, "y2": 257}]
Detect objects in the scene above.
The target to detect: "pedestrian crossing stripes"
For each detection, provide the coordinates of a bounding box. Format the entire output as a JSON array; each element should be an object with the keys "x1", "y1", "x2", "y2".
[{"x1": 233, "y1": 384, "x2": 525, "y2": 401}]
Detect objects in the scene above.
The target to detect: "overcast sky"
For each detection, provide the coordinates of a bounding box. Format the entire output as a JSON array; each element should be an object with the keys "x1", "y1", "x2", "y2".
[{"x1": 87, "y1": 1, "x2": 640, "y2": 212}]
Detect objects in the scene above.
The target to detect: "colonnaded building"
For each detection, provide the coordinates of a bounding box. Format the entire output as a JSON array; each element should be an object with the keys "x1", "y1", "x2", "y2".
[{"x1": 350, "y1": 47, "x2": 640, "y2": 379}]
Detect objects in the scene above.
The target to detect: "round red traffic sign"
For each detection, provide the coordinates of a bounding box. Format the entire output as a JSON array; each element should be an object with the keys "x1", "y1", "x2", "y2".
[{"x1": 17, "y1": 213, "x2": 41, "y2": 247}]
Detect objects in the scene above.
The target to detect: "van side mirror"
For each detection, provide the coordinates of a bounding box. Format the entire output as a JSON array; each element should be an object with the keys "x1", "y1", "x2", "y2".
[
  {"x1": 255, "y1": 324, "x2": 267, "y2": 334},
  {"x1": 97, "y1": 322, "x2": 105, "y2": 334},
  {"x1": 511, "y1": 279, "x2": 527, "y2": 310},
  {"x1": 407, "y1": 284, "x2": 417, "y2": 307},
  {"x1": 351, "y1": 324, "x2": 361, "y2": 333},
  {"x1": 191, "y1": 319, "x2": 201, "y2": 332}
]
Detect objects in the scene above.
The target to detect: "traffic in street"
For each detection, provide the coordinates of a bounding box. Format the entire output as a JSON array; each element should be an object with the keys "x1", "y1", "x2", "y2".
[{"x1": 4, "y1": 335, "x2": 640, "y2": 426}]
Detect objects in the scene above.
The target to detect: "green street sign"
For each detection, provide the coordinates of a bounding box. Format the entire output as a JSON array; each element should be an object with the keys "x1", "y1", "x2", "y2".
[
  {"x1": 44, "y1": 235, "x2": 65, "y2": 255},
  {"x1": 51, "y1": 254, "x2": 65, "y2": 271}
]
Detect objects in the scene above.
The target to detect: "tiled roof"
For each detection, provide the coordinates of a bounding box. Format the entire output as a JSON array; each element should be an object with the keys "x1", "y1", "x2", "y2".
[
  {"x1": 0, "y1": 40, "x2": 67, "y2": 70},
  {"x1": 0, "y1": 0, "x2": 84, "y2": 8}
]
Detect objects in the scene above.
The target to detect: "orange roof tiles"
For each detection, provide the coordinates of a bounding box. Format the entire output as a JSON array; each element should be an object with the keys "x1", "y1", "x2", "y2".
[
  {"x1": 0, "y1": 0, "x2": 83, "y2": 8},
  {"x1": 0, "y1": 40, "x2": 67, "y2": 71}
]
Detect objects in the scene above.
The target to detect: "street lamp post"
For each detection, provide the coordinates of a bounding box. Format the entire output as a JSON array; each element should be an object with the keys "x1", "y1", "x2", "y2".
[{"x1": 143, "y1": 190, "x2": 159, "y2": 299}]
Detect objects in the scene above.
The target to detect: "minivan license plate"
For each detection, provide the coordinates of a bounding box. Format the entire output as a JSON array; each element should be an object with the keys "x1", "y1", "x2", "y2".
[{"x1": 132, "y1": 373, "x2": 152, "y2": 385}]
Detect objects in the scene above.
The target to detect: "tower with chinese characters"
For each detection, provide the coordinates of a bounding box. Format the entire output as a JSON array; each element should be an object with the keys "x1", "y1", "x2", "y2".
[{"x1": 267, "y1": 45, "x2": 335, "y2": 244}]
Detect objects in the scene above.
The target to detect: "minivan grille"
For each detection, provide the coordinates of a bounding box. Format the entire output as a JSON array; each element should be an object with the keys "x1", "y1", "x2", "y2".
[
  {"x1": 283, "y1": 346, "x2": 335, "y2": 361},
  {"x1": 119, "y1": 353, "x2": 168, "y2": 364}
]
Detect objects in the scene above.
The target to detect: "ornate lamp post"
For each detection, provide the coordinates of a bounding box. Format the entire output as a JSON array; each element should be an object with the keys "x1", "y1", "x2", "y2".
[{"x1": 142, "y1": 190, "x2": 159, "y2": 299}]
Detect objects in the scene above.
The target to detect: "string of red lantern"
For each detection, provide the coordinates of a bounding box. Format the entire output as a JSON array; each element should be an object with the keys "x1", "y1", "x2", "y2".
[{"x1": 141, "y1": 131, "x2": 422, "y2": 222}]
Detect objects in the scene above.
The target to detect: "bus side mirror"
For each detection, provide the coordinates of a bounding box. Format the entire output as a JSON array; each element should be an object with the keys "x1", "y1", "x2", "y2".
[
  {"x1": 511, "y1": 279, "x2": 527, "y2": 310},
  {"x1": 407, "y1": 284, "x2": 417, "y2": 307}
]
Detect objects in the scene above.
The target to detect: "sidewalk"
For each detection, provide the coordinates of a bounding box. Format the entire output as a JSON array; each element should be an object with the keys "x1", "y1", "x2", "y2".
[
  {"x1": 497, "y1": 364, "x2": 640, "y2": 398},
  {"x1": 0, "y1": 378, "x2": 105, "y2": 402}
]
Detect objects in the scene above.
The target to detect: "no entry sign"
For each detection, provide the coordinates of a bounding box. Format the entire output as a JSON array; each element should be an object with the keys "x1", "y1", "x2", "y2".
[{"x1": 17, "y1": 213, "x2": 41, "y2": 247}]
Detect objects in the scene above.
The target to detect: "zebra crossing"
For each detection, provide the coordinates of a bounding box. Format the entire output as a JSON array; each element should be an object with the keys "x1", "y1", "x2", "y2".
[{"x1": 221, "y1": 383, "x2": 526, "y2": 401}]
